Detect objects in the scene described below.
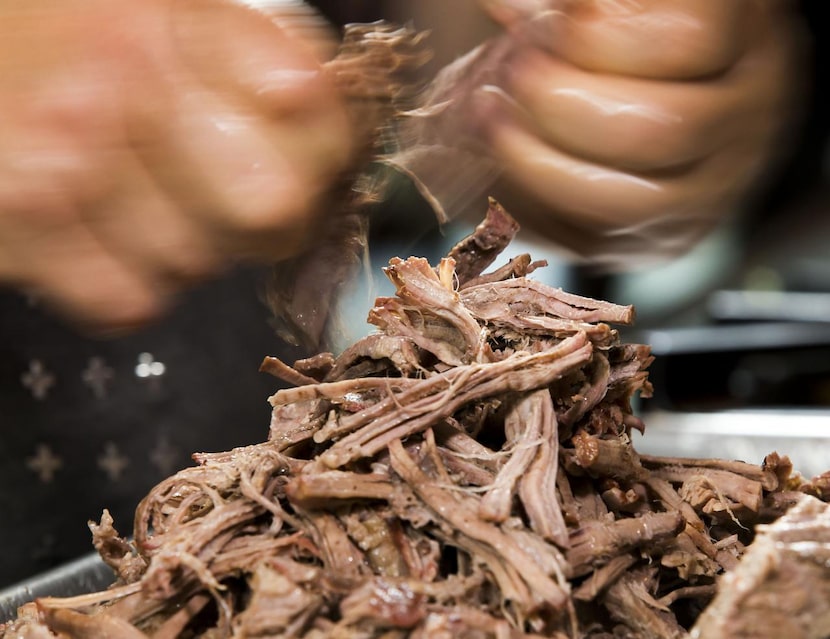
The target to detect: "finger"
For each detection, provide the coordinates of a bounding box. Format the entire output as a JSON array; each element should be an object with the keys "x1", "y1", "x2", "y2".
[
  {"x1": 237, "y1": 0, "x2": 340, "y2": 62},
  {"x1": 0, "y1": 212, "x2": 165, "y2": 330},
  {"x1": 0, "y1": 80, "x2": 116, "y2": 227},
  {"x1": 84, "y1": 155, "x2": 223, "y2": 283},
  {"x1": 125, "y1": 0, "x2": 352, "y2": 261},
  {"x1": 131, "y1": 86, "x2": 349, "y2": 261},
  {"x1": 0, "y1": 113, "x2": 100, "y2": 278},
  {"x1": 489, "y1": 0, "x2": 759, "y2": 79},
  {"x1": 500, "y1": 50, "x2": 745, "y2": 172},
  {"x1": 170, "y1": 0, "x2": 336, "y2": 115},
  {"x1": 488, "y1": 117, "x2": 752, "y2": 231}
]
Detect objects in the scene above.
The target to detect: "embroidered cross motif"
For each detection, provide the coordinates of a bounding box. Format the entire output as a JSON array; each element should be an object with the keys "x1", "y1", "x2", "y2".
[
  {"x1": 21, "y1": 360, "x2": 56, "y2": 400},
  {"x1": 26, "y1": 444, "x2": 63, "y2": 483},
  {"x1": 82, "y1": 357, "x2": 115, "y2": 398},
  {"x1": 150, "y1": 436, "x2": 180, "y2": 476},
  {"x1": 98, "y1": 442, "x2": 129, "y2": 482}
]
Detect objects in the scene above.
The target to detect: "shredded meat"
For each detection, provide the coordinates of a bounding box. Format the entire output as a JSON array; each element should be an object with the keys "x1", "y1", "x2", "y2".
[
  {"x1": 692, "y1": 495, "x2": 830, "y2": 639},
  {"x1": 3, "y1": 202, "x2": 830, "y2": 639},
  {"x1": 265, "y1": 21, "x2": 430, "y2": 352}
]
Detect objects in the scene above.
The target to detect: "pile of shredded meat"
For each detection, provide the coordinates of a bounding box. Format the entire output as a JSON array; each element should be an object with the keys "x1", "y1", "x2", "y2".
[{"x1": 3, "y1": 201, "x2": 830, "y2": 639}]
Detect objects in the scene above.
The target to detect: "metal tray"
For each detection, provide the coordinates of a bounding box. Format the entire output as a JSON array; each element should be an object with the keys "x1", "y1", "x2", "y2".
[
  {"x1": 633, "y1": 408, "x2": 830, "y2": 479},
  {"x1": 0, "y1": 553, "x2": 112, "y2": 624}
]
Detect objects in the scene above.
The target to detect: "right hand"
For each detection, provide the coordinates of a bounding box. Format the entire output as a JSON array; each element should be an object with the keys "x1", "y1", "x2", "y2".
[
  {"x1": 0, "y1": 0, "x2": 353, "y2": 332},
  {"x1": 476, "y1": 0, "x2": 806, "y2": 266}
]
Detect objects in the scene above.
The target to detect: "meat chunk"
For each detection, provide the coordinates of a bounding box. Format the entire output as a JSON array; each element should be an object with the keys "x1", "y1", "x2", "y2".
[{"x1": 692, "y1": 495, "x2": 830, "y2": 639}]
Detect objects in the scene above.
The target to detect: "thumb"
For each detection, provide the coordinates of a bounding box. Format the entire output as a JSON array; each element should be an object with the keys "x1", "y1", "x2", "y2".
[
  {"x1": 236, "y1": 0, "x2": 339, "y2": 62},
  {"x1": 171, "y1": 0, "x2": 334, "y2": 115}
]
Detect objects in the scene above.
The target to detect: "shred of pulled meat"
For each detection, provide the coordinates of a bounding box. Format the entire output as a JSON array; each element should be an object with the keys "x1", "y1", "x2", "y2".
[{"x1": 3, "y1": 202, "x2": 830, "y2": 639}]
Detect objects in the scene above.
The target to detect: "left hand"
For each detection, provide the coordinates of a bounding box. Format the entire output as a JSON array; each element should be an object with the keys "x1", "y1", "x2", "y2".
[{"x1": 0, "y1": 0, "x2": 353, "y2": 332}]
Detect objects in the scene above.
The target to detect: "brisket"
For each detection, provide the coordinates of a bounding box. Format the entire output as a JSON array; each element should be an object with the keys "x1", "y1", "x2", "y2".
[{"x1": 4, "y1": 202, "x2": 830, "y2": 639}]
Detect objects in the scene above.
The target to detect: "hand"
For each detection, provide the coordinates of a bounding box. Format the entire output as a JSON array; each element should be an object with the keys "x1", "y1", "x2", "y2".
[
  {"x1": 477, "y1": 0, "x2": 805, "y2": 265},
  {"x1": 0, "y1": 0, "x2": 353, "y2": 331}
]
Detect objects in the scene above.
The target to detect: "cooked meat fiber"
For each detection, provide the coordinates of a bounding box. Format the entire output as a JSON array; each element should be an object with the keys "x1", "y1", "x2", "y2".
[
  {"x1": 4, "y1": 201, "x2": 830, "y2": 639},
  {"x1": 691, "y1": 495, "x2": 830, "y2": 639}
]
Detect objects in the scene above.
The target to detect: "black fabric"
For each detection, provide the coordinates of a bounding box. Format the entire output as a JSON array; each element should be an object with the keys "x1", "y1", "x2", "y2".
[
  {"x1": 0, "y1": 267, "x2": 303, "y2": 587},
  {"x1": 308, "y1": 0, "x2": 387, "y2": 26},
  {"x1": 747, "y1": 0, "x2": 829, "y2": 237}
]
